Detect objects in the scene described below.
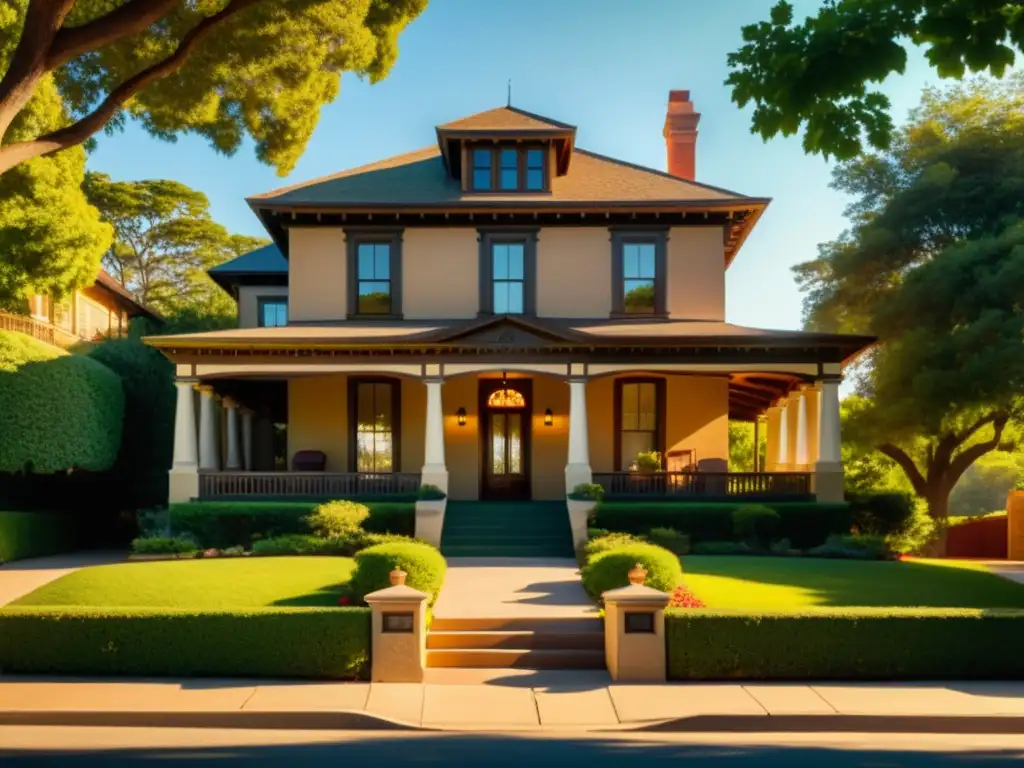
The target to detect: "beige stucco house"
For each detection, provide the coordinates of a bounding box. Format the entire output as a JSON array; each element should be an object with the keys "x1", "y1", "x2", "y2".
[{"x1": 148, "y1": 91, "x2": 872, "y2": 511}]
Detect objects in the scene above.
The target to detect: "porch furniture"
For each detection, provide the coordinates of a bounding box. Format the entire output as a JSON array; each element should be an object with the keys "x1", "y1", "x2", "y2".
[{"x1": 292, "y1": 450, "x2": 326, "y2": 472}]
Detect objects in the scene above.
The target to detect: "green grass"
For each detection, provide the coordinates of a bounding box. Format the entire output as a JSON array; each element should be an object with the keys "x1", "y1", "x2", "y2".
[
  {"x1": 10, "y1": 557, "x2": 356, "y2": 610},
  {"x1": 680, "y1": 556, "x2": 1024, "y2": 610}
]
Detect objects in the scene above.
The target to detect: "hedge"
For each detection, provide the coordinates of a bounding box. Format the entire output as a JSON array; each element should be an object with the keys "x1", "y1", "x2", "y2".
[
  {"x1": 0, "y1": 331, "x2": 124, "y2": 474},
  {"x1": 350, "y1": 541, "x2": 447, "y2": 604},
  {"x1": 666, "y1": 609, "x2": 1024, "y2": 680},
  {"x1": 0, "y1": 607, "x2": 370, "y2": 679},
  {"x1": 593, "y1": 502, "x2": 851, "y2": 549},
  {"x1": 0, "y1": 511, "x2": 80, "y2": 564},
  {"x1": 169, "y1": 501, "x2": 415, "y2": 548},
  {"x1": 581, "y1": 543, "x2": 682, "y2": 598}
]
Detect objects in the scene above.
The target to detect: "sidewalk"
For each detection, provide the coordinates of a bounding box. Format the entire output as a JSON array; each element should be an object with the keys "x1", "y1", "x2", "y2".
[
  {"x1": 3, "y1": 673, "x2": 1024, "y2": 732},
  {"x1": 0, "y1": 551, "x2": 124, "y2": 606}
]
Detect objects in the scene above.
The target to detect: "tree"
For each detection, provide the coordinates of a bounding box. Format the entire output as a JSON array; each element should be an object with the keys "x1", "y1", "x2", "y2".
[
  {"x1": 793, "y1": 75, "x2": 1024, "y2": 552},
  {"x1": 949, "y1": 451, "x2": 1024, "y2": 517},
  {"x1": 83, "y1": 172, "x2": 268, "y2": 317},
  {"x1": 727, "y1": 0, "x2": 1024, "y2": 159},
  {"x1": 0, "y1": 0, "x2": 426, "y2": 175},
  {"x1": 728, "y1": 421, "x2": 765, "y2": 472}
]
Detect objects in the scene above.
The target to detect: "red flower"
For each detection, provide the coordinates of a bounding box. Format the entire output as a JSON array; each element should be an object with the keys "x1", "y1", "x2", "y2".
[
  {"x1": 338, "y1": 596, "x2": 351, "y2": 606},
  {"x1": 668, "y1": 584, "x2": 706, "y2": 609}
]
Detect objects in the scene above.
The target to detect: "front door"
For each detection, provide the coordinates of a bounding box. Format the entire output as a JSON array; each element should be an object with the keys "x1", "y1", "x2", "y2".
[{"x1": 480, "y1": 378, "x2": 531, "y2": 500}]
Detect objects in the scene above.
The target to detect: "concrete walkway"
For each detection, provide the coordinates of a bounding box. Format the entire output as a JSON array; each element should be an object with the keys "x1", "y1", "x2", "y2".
[
  {"x1": 3, "y1": 676, "x2": 1024, "y2": 731},
  {"x1": 0, "y1": 551, "x2": 124, "y2": 606},
  {"x1": 433, "y1": 558, "x2": 597, "y2": 621}
]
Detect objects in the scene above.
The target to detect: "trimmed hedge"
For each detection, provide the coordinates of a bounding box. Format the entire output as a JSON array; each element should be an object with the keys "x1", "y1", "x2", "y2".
[
  {"x1": 581, "y1": 542, "x2": 683, "y2": 598},
  {"x1": 847, "y1": 492, "x2": 915, "y2": 536},
  {"x1": 666, "y1": 609, "x2": 1024, "y2": 680},
  {"x1": 349, "y1": 541, "x2": 447, "y2": 604},
  {"x1": 170, "y1": 501, "x2": 415, "y2": 548},
  {"x1": 0, "y1": 510, "x2": 80, "y2": 564},
  {"x1": 593, "y1": 502, "x2": 851, "y2": 549},
  {"x1": 0, "y1": 607, "x2": 370, "y2": 679}
]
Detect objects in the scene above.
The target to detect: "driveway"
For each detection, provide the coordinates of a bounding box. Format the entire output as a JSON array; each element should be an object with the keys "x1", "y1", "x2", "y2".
[{"x1": 0, "y1": 551, "x2": 124, "y2": 606}]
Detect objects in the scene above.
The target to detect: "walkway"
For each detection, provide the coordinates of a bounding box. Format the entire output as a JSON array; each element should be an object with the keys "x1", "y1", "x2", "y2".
[{"x1": 0, "y1": 551, "x2": 124, "y2": 606}]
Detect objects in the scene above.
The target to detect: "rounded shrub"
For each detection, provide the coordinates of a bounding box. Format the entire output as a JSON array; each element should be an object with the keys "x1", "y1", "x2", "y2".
[
  {"x1": 304, "y1": 500, "x2": 370, "y2": 538},
  {"x1": 349, "y1": 541, "x2": 447, "y2": 604},
  {"x1": 581, "y1": 542, "x2": 682, "y2": 598},
  {"x1": 732, "y1": 504, "x2": 780, "y2": 546},
  {"x1": 582, "y1": 532, "x2": 645, "y2": 562}
]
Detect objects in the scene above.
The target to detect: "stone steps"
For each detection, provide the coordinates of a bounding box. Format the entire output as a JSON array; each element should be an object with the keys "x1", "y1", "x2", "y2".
[
  {"x1": 427, "y1": 616, "x2": 605, "y2": 670},
  {"x1": 426, "y1": 648, "x2": 606, "y2": 669},
  {"x1": 427, "y1": 630, "x2": 605, "y2": 651},
  {"x1": 440, "y1": 501, "x2": 574, "y2": 558}
]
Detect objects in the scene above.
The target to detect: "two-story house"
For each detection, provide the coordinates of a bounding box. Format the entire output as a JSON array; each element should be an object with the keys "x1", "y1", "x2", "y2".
[{"x1": 148, "y1": 91, "x2": 872, "y2": 513}]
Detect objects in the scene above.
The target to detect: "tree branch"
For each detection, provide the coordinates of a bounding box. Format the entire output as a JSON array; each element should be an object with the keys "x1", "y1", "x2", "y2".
[
  {"x1": 877, "y1": 442, "x2": 927, "y2": 496},
  {"x1": 947, "y1": 411, "x2": 1009, "y2": 488}
]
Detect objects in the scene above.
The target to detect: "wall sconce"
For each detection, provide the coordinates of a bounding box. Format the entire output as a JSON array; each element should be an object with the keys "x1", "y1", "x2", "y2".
[
  {"x1": 456, "y1": 407, "x2": 467, "y2": 427},
  {"x1": 543, "y1": 408, "x2": 553, "y2": 427}
]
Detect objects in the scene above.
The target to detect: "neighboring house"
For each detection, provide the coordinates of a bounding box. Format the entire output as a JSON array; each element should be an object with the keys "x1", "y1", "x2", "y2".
[
  {"x1": 149, "y1": 91, "x2": 873, "y2": 506},
  {"x1": 1, "y1": 269, "x2": 160, "y2": 348}
]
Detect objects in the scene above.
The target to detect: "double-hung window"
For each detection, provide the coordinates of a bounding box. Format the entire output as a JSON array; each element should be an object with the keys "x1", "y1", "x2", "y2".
[
  {"x1": 611, "y1": 230, "x2": 668, "y2": 316},
  {"x1": 257, "y1": 297, "x2": 288, "y2": 327},
  {"x1": 615, "y1": 378, "x2": 665, "y2": 470},
  {"x1": 478, "y1": 229, "x2": 537, "y2": 315},
  {"x1": 346, "y1": 230, "x2": 403, "y2": 318},
  {"x1": 349, "y1": 379, "x2": 401, "y2": 473}
]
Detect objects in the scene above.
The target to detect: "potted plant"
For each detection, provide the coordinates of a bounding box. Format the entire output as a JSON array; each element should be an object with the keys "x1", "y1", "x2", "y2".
[
  {"x1": 415, "y1": 483, "x2": 447, "y2": 547},
  {"x1": 630, "y1": 451, "x2": 665, "y2": 495},
  {"x1": 567, "y1": 483, "x2": 605, "y2": 551}
]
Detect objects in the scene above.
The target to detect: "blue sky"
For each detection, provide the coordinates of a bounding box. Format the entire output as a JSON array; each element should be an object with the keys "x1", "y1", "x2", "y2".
[{"x1": 88, "y1": 0, "x2": 941, "y2": 331}]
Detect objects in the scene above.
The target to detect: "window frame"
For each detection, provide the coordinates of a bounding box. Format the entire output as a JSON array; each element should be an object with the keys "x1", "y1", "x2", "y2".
[
  {"x1": 347, "y1": 377, "x2": 402, "y2": 474},
  {"x1": 467, "y1": 143, "x2": 550, "y2": 193},
  {"x1": 613, "y1": 376, "x2": 667, "y2": 471},
  {"x1": 345, "y1": 228, "x2": 404, "y2": 319},
  {"x1": 256, "y1": 296, "x2": 288, "y2": 328},
  {"x1": 610, "y1": 228, "x2": 669, "y2": 318},
  {"x1": 477, "y1": 228, "x2": 538, "y2": 316}
]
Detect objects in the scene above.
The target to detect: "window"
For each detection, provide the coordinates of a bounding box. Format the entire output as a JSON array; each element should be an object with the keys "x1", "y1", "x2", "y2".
[
  {"x1": 611, "y1": 230, "x2": 668, "y2": 317},
  {"x1": 500, "y1": 148, "x2": 518, "y2": 190},
  {"x1": 257, "y1": 298, "x2": 288, "y2": 327},
  {"x1": 614, "y1": 378, "x2": 665, "y2": 471},
  {"x1": 473, "y1": 148, "x2": 492, "y2": 190},
  {"x1": 346, "y1": 230, "x2": 403, "y2": 317},
  {"x1": 350, "y1": 379, "x2": 400, "y2": 473},
  {"x1": 469, "y1": 145, "x2": 548, "y2": 192},
  {"x1": 525, "y1": 149, "x2": 545, "y2": 191},
  {"x1": 478, "y1": 229, "x2": 537, "y2": 315}
]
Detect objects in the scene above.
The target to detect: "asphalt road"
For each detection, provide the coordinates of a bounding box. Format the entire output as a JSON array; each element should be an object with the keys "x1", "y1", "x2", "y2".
[{"x1": 1, "y1": 727, "x2": 1023, "y2": 765}]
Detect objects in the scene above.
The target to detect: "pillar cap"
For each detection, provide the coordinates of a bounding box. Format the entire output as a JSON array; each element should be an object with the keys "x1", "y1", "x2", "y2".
[
  {"x1": 222, "y1": 396, "x2": 238, "y2": 408},
  {"x1": 364, "y1": 584, "x2": 429, "y2": 604},
  {"x1": 602, "y1": 583, "x2": 671, "y2": 606},
  {"x1": 195, "y1": 384, "x2": 214, "y2": 394}
]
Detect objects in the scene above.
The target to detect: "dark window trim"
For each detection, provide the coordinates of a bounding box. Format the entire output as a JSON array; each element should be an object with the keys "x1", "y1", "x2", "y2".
[
  {"x1": 613, "y1": 376, "x2": 667, "y2": 471},
  {"x1": 256, "y1": 296, "x2": 288, "y2": 328},
  {"x1": 345, "y1": 228, "x2": 404, "y2": 319},
  {"x1": 477, "y1": 227, "x2": 538, "y2": 316},
  {"x1": 347, "y1": 377, "x2": 403, "y2": 473},
  {"x1": 467, "y1": 142, "x2": 550, "y2": 193},
  {"x1": 610, "y1": 228, "x2": 669, "y2": 318}
]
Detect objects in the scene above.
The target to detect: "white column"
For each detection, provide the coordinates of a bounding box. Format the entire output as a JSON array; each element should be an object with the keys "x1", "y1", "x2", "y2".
[
  {"x1": 776, "y1": 401, "x2": 789, "y2": 470},
  {"x1": 421, "y1": 377, "x2": 448, "y2": 493},
  {"x1": 241, "y1": 407, "x2": 254, "y2": 471},
  {"x1": 565, "y1": 377, "x2": 592, "y2": 492},
  {"x1": 814, "y1": 378, "x2": 844, "y2": 502},
  {"x1": 224, "y1": 397, "x2": 242, "y2": 470},
  {"x1": 198, "y1": 385, "x2": 220, "y2": 471},
  {"x1": 168, "y1": 379, "x2": 199, "y2": 503},
  {"x1": 795, "y1": 389, "x2": 809, "y2": 469},
  {"x1": 764, "y1": 405, "x2": 781, "y2": 471}
]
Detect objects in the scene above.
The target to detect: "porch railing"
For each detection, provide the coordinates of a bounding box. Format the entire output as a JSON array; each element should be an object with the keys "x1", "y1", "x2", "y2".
[
  {"x1": 198, "y1": 471, "x2": 422, "y2": 500},
  {"x1": 592, "y1": 471, "x2": 813, "y2": 499},
  {"x1": 0, "y1": 310, "x2": 97, "y2": 349}
]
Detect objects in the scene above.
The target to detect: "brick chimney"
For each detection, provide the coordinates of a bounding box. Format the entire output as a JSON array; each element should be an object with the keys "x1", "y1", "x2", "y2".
[{"x1": 663, "y1": 90, "x2": 700, "y2": 180}]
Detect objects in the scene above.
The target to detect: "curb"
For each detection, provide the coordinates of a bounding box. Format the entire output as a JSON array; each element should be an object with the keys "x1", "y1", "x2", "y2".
[
  {"x1": 617, "y1": 714, "x2": 1024, "y2": 735},
  {"x1": 0, "y1": 710, "x2": 431, "y2": 731}
]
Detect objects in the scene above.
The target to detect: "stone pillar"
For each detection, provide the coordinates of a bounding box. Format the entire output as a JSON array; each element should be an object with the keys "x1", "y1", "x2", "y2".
[
  {"x1": 168, "y1": 379, "x2": 199, "y2": 503},
  {"x1": 224, "y1": 397, "x2": 242, "y2": 470},
  {"x1": 776, "y1": 400, "x2": 790, "y2": 471},
  {"x1": 565, "y1": 377, "x2": 592, "y2": 493},
  {"x1": 786, "y1": 390, "x2": 802, "y2": 470},
  {"x1": 764, "y1": 405, "x2": 781, "y2": 471},
  {"x1": 814, "y1": 378, "x2": 844, "y2": 502},
  {"x1": 241, "y1": 408, "x2": 254, "y2": 471},
  {"x1": 602, "y1": 566, "x2": 671, "y2": 683},
  {"x1": 197, "y1": 385, "x2": 220, "y2": 472},
  {"x1": 421, "y1": 377, "x2": 448, "y2": 493},
  {"x1": 364, "y1": 571, "x2": 429, "y2": 683},
  {"x1": 794, "y1": 388, "x2": 809, "y2": 470}
]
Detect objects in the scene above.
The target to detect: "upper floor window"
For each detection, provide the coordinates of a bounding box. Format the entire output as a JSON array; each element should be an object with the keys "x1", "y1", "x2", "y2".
[
  {"x1": 258, "y1": 297, "x2": 288, "y2": 327},
  {"x1": 473, "y1": 149, "x2": 492, "y2": 190},
  {"x1": 478, "y1": 229, "x2": 537, "y2": 315},
  {"x1": 346, "y1": 230, "x2": 403, "y2": 318},
  {"x1": 525, "y1": 149, "x2": 545, "y2": 190},
  {"x1": 611, "y1": 230, "x2": 668, "y2": 317},
  {"x1": 469, "y1": 145, "x2": 548, "y2": 192},
  {"x1": 492, "y1": 243, "x2": 524, "y2": 314}
]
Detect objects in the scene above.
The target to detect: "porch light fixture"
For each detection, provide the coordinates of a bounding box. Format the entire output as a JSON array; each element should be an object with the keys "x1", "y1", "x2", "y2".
[
  {"x1": 456, "y1": 407, "x2": 467, "y2": 427},
  {"x1": 543, "y1": 408, "x2": 553, "y2": 426}
]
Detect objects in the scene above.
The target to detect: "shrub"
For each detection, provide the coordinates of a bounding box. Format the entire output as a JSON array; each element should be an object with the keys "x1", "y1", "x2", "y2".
[
  {"x1": 568, "y1": 483, "x2": 605, "y2": 502},
  {"x1": 0, "y1": 511, "x2": 80, "y2": 564},
  {"x1": 581, "y1": 543, "x2": 683, "y2": 598},
  {"x1": 581, "y1": 532, "x2": 646, "y2": 562},
  {"x1": 732, "y1": 505, "x2": 779, "y2": 546},
  {"x1": 0, "y1": 607, "x2": 370, "y2": 679},
  {"x1": 666, "y1": 609, "x2": 1024, "y2": 680},
  {"x1": 634, "y1": 451, "x2": 662, "y2": 472},
  {"x1": 349, "y1": 541, "x2": 447, "y2": 604},
  {"x1": 0, "y1": 331, "x2": 124, "y2": 473},
  {"x1": 886, "y1": 498, "x2": 937, "y2": 555},
  {"x1": 691, "y1": 540, "x2": 757, "y2": 555},
  {"x1": 131, "y1": 536, "x2": 198, "y2": 555},
  {"x1": 808, "y1": 534, "x2": 890, "y2": 560},
  {"x1": 251, "y1": 534, "x2": 359, "y2": 556},
  {"x1": 361, "y1": 502, "x2": 416, "y2": 536},
  {"x1": 418, "y1": 484, "x2": 446, "y2": 501},
  {"x1": 848, "y1": 492, "x2": 915, "y2": 536},
  {"x1": 647, "y1": 527, "x2": 691, "y2": 555},
  {"x1": 769, "y1": 538, "x2": 798, "y2": 556},
  {"x1": 304, "y1": 501, "x2": 369, "y2": 538},
  {"x1": 137, "y1": 508, "x2": 170, "y2": 538}
]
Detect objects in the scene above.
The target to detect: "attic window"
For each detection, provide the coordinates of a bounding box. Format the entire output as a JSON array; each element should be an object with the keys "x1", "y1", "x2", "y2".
[{"x1": 469, "y1": 144, "x2": 548, "y2": 193}]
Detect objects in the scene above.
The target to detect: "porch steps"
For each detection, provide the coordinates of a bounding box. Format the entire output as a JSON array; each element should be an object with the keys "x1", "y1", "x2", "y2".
[
  {"x1": 427, "y1": 617, "x2": 605, "y2": 670},
  {"x1": 441, "y1": 501, "x2": 574, "y2": 558}
]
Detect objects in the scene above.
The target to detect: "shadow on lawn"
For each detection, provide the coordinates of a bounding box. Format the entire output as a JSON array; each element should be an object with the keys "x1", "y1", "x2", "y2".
[{"x1": 270, "y1": 582, "x2": 348, "y2": 607}]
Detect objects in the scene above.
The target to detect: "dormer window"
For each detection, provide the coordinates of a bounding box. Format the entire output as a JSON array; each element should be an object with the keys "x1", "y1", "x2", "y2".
[{"x1": 469, "y1": 144, "x2": 549, "y2": 192}]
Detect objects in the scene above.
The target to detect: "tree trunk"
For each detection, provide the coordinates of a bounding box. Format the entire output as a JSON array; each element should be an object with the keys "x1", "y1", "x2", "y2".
[{"x1": 923, "y1": 480, "x2": 950, "y2": 557}]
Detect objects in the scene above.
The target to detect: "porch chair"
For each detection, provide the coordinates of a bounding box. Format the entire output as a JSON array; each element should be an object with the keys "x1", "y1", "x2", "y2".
[{"x1": 292, "y1": 450, "x2": 327, "y2": 472}]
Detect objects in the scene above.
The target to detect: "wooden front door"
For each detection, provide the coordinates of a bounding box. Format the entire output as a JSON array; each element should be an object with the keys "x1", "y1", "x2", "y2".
[{"x1": 480, "y1": 378, "x2": 532, "y2": 500}]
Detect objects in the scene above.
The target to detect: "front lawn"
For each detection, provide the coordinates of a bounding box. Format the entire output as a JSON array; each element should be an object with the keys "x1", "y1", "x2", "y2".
[
  {"x1": 11, "y1": 557, "x2": 356, "y2": 609},
  {"x1": 681, "y1": 556, "x2": 1024, "y2": 610}
]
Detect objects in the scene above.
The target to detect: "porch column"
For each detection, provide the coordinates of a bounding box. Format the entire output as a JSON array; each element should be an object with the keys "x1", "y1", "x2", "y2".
[
  {"x1": 241, "y1": 407, "x2": 254, "y2": 471},
  {"x1": 224, "y1": 397, "x2": 242, "y2": 470},
  {"x1": 776, "y1": 400, "x2": 790, "y2": 470},
  {"x1": 421, "y1": 377, "x2": 448, "y2": 493},
  {"x1": 565, "y1": 377, "x2": 592, "y2": 492},
  {"x1": 764, "y1": 405, "x2": 781, "y2": 471},
  {"x1": 197, "y1": 384, "x2": 220, "y2": 471},
  {"x1": 753, "y1": 415, "x2": 763, "y2": 472},
  {"x1": 168, "y1": 379, "x2": 199, "y2": 503},
  {"x1": 794, "y1": 388, "x2": 809, "y2": 470},
  {"x1": 814, "y1": 378, "x2": 844, "y2": 502}
]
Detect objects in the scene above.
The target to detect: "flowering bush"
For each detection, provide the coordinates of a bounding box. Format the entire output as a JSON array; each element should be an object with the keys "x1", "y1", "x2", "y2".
[
  {"x1": 668, "y1": 583, "x2": 705, "y2": 609},
  {"x1": 337, "y1": 596, "x2": 351, "y2": 606}
]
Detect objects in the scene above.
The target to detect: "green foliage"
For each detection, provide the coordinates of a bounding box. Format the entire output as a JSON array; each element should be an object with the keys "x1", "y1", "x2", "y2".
[
  {"x1": 349, "y1": 541, "x2": 446, "y2": 604},
  {"x1": 0, "y1": 331, "x2": 124, "y2": 473},
  {"x1": 848, "y1": 492, "x2": 915, "y2": 536},
  {"x1": 252, "y1": 534, "x2": 354, "y2": 556},
  {"x1": 634, "y1": 451, "x2": 662, "y2": 472},
  {"x1": 949, "y1": 511, "x2": 1007, "y2": 528},
  {"x1": 568, "y1": 483, "x2": 605, "y2": 502},
  {"x1": 885, "y1": 499, "x2": 938, "y2": 555},
  {"x1": 131, "y1": 536, "x2": 198, "y2": 555},
  {"x1": 807, "y1": 534, "x2": 890, "y2": 561},
  {"x1": 417, "y1": 484, "x2": 446, "y2": 500},
  {"x1": 732, "y1": 505, "x2": 779, "y2": 546},
  {"x1": 666, "y1": 610, "x2": 1024, "y2": 679},
  {"x1": 728, "y1": 421, "x2": 766, "y2": 472},
  {"x1": 581, "y1": 543, "x2": 683, "y2": 598},
  {"x1": 0, "y1": 607, "x2": 370, "y2": 679},
  {"x1": 593, "y1": 501, "x2": 851, "y2": 549},
  {"x1": 0, "y1": 511, "x2": 79, "y2": 564},
  {"x1": 304, "y1": 501, "x2": 369, "y2": 538},
  {"x1": 691, "y1": 541, "x2": 757, "y2": 556},
  {"x1": 581, "y1": 532, "x2": 646, "y2": 563},
  {"x1": 727, "y1": 0, "x2": 1024, "y2": 159},
  {"x1": 950, "y1": 451, "x2": 1024, "y2": 517},
  {"x1": 647, "y1": 527, "x2": 691, "y2": 555}
]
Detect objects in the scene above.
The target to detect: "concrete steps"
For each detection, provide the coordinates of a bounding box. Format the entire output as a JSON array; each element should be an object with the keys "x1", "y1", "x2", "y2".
[
  {"x1": 428, "y1": 630, "x2": 605, "y2": 650},
  {"x1": 440, "y1": 501, "x2": 574, "y2": 558},
  {"x1": 427, "y1": 648, "x2": 606, "y2": 669}
]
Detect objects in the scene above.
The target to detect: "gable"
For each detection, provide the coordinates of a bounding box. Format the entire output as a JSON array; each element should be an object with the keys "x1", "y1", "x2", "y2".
[{"x1": 435, "y1": 316, "x2": 576, "y2": 347}]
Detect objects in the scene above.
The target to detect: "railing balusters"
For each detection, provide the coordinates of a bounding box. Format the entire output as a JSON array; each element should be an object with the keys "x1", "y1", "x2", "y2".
[
  {"x1": 592, "y1": 471, "x2": 813, "y2": 499},
  {"x1": 196, "y1": 472, "x2": 422, "y2": 499}
]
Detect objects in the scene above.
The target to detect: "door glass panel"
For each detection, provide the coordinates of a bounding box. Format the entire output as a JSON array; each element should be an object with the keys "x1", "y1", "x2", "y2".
[
  {"x1": 509, "y1": 413, "x2": 522, "y2": 474},
  {"x1": 491, "y1": 413, "x2": 506, "y2": 475}
]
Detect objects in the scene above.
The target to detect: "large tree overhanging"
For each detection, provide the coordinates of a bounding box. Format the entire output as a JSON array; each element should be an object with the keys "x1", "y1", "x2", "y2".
[
  {"x1": 727, "y1": 0, "x2": 1024, "y2": 159},
  {"x1": 0, "y1": 0, "x2": 427, "y2": 175}
]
